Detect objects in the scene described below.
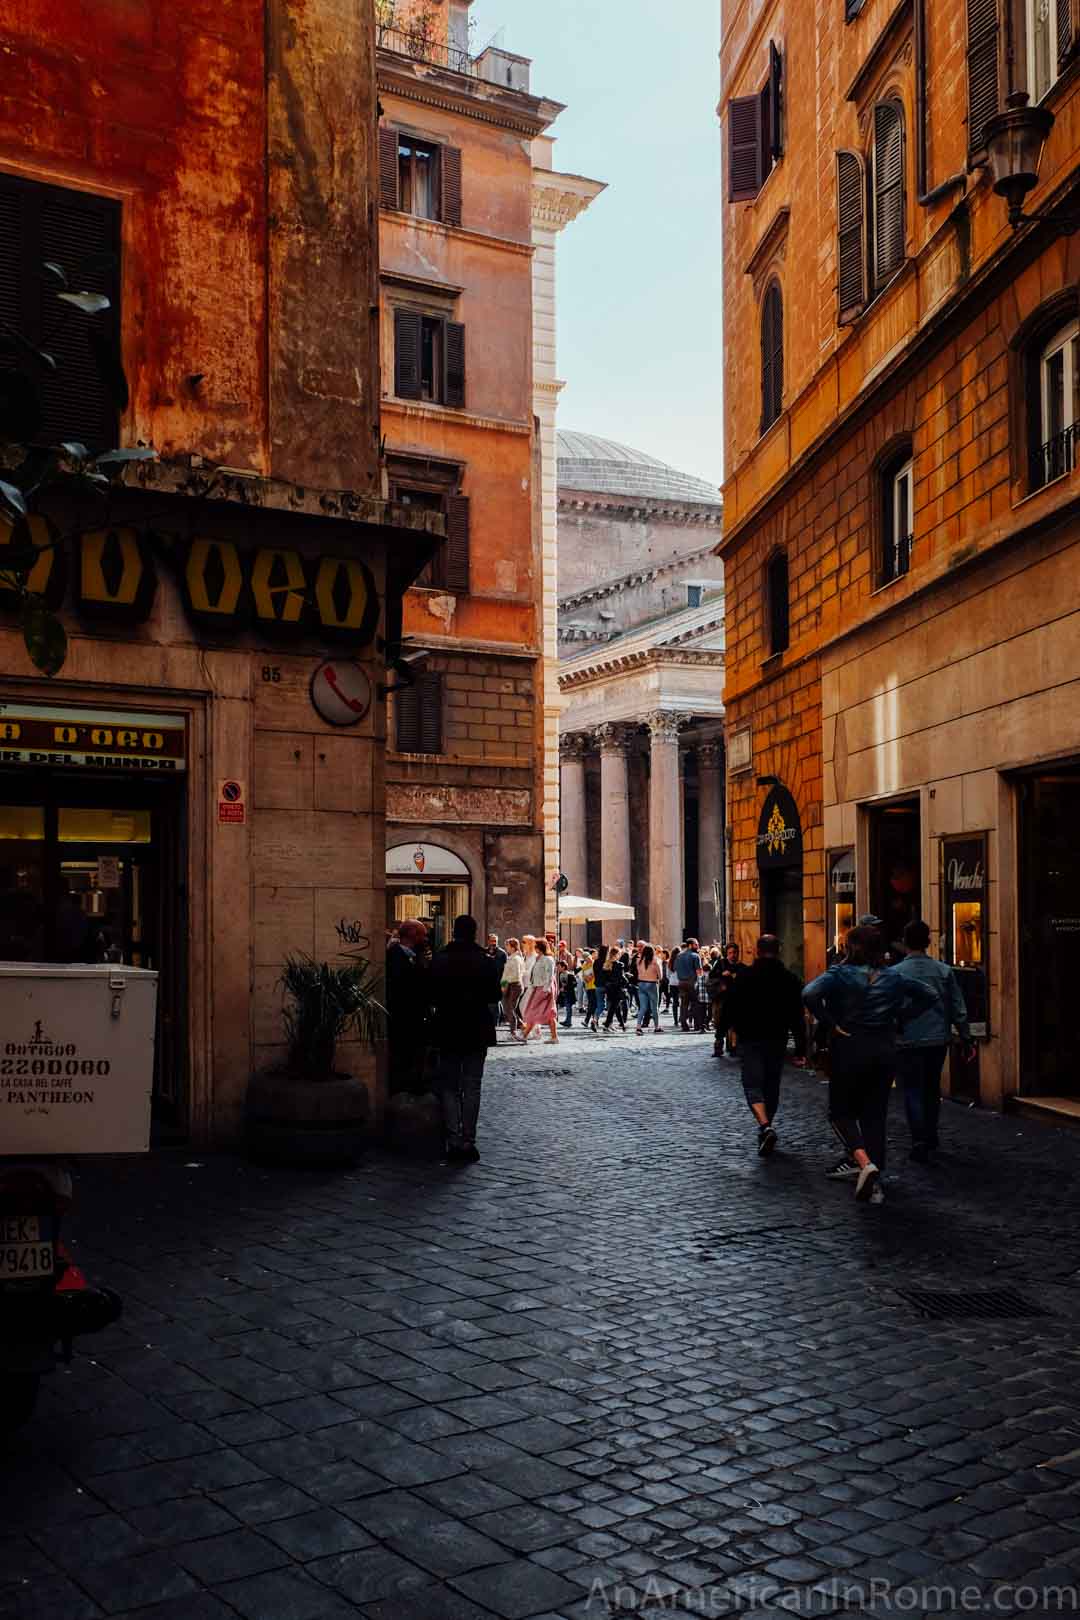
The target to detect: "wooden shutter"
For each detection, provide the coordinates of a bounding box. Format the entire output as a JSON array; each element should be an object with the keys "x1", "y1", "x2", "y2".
[
  {"x1": 441, "y1": 146, "x2": 463, "y2": 227},
  {"x1": 836, "y1": 150, "x2": 866, "y2": 324},
  {"x1": 444, "y1": 321, "x2": 466, "y2": 408},
  {"x1": 444, "y1": 494, "x2": 470, "y2": 593},
  {"x1": 394, "y1": 308, "x2": 422, "y2": 399},
  {"x1": 760, "y1": 283, "x2": 783, "y2": 432},
  {"x1": 418, "y1": 671, "x2": 442, "y2": 754},
  {"x1": 966, "y1": 0, "x2": 1001, "y2": 153},
  {"x1": 767, "y1": 40, "x2": 784, "y2": 162},
  {"x1": 728, "y1": 95, "x2": 763, "y2": 202},
  {"x1": 379, "y1": 126, "x2": 400, "y2": 209},
  {"x1": 0, "y1": 182, "x2": 21, "y2": 376},
  {"x1": 872, "y1": 101, "x2": 905, "y2": 289},
  {"x1": 395, "y1": 679, "x2": 420, "y2": 751},
  {"x1": 1059, "y1": 0, "x2": 1075, "y2": 68}
]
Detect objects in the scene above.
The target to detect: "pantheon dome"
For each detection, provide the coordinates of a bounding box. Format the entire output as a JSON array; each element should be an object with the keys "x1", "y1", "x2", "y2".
[{"x1": 557, "y1": 430, "x2": 721, "y2": 508}]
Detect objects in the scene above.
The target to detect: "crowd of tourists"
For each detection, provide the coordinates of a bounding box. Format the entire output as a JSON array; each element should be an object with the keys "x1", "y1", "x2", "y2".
[{"x1": 386, "y1": 913, "x2": 974, "y2": 1205}]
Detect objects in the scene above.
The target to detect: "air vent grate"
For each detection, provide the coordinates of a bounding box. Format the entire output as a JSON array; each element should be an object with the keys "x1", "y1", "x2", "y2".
[{"x1": 894, "y1": 1287, "x2": 1049, "y2": 1322}]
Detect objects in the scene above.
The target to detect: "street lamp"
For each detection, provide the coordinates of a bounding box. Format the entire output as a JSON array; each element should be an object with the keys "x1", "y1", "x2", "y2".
[{"x1": 983, "y1": 91, "x2": 1055, "y2": 229}]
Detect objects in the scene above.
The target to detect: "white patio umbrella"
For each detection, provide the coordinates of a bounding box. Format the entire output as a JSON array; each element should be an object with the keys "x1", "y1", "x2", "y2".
[{"x1": 557, "y1": 895, "x2": 636, "y2": 924}]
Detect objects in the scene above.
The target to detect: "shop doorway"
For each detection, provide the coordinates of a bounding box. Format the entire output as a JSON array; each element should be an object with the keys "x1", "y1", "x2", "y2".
[
  {"x1": 386, "y1": 842, "x2": 472, "y2": 952},
  {"x1": 756, "y1": 786, "x2": 804, "y2": 980},
  {"x1": 1019, "y1": 767, "x2": 1080, "y2": 1097},
  {"x1": 0, "y1": 774, "x2": 186, "y2": 1123},
  {"x1": 867, "y1": 797, "x2": 921, "y2": 954}
]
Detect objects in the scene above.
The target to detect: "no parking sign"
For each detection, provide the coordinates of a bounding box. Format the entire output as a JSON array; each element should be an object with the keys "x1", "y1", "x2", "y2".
[{"x1": 218, "y1": 779, "x2": 246, "y2": 825}]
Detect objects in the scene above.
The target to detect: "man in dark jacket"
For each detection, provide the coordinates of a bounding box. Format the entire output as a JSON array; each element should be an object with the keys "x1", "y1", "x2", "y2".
[
  {"x1": 386, "y1": 920, "x2": 429, "y2": 1093},
  {"x1": 428, "y1": 915, "x2": 504, "y2": 1162},
  {"x1": 716, "y1": 934, "x2": 806, "y2": 1158}
]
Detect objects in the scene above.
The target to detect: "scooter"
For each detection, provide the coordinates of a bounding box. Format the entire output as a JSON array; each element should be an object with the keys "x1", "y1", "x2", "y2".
[{"x1": 0, "y1": 1160, "x2": 121, "y2": 1432}]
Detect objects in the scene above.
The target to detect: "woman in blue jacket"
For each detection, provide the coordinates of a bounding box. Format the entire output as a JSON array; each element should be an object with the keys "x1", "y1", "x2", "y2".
[{"x1": 804, "y1": 925, "x2": 937, "y2": 1205}]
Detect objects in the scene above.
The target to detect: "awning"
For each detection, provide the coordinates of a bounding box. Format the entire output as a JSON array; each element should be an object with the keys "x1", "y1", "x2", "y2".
[{"x1": 557, "y1": 895, "x2": 636, "y2": 923}]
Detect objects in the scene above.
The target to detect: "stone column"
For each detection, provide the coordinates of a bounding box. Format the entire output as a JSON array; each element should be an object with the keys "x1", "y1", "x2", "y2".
[
  {"x1": 697, "y1": 741, "x2": 725, "y2": 944},
  {"x1": 559, "y1": 733, "x2": 589, "y2": 899},
  {"x1": 648, "y1": 712, "x2": 691, "y2": 949},
  {"x1": 597, "y1": 724, "x2": 632, "y2": 945}
]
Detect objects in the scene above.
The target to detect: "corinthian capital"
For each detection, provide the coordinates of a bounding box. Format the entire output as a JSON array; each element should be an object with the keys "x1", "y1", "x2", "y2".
[
  {"x1": 595, "y1": 722, "x2": 632, "y2": 754},
  {"x1": 559, "y1": 732, "x2": 589, "y2": 763},
  {"x1": 647, "y1": 711, "x2": 692, "y2": 744},
  {"x1": 698, "y1": 741, "x2": 724, "y2": 768}
]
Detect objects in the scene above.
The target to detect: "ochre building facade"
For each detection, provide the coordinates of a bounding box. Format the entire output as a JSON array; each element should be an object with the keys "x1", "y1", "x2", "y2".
[{"x1": 720, "y1": 0, "x2": 1080, "y2": 1112}]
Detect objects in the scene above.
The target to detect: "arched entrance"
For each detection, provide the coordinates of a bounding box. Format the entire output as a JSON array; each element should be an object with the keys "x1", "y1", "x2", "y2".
[
  {"x1": 386, "y1": 843, "x2": 472, "y2": 951},
  {"x1": 756, "y1": 785, "x2": 804, "y2": 979}
]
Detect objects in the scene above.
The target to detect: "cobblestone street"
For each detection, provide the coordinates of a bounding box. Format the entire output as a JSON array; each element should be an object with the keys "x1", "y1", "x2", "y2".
[{"x1": 4, "y1": 1030, "x2": 1080, "y2": 1619}]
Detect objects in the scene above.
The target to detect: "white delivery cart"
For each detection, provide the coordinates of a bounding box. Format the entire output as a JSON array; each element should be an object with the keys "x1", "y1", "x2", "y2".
[{"x1": 0, "y1": 965, "x2": 158, "y2": 1156}]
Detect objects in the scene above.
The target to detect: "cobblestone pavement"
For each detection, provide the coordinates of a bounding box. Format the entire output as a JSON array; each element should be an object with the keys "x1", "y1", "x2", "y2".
[{"x1": 4, "y1": 1026, "x2": 1080, "y2": 1619}]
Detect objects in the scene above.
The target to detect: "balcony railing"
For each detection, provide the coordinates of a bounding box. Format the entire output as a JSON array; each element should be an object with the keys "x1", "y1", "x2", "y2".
[
  {"x1": 882, "y1": 531, "x2": 912, "y2": 586},
  {"x1": 1030, "y1": 423, "x2": 1078, "y2": 492},
  {"x1": 377, "y1": 23, "x2": 474, "y2": 76}
]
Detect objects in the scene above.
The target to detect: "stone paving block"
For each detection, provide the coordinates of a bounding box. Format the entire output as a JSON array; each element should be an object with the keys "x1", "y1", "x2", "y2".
[
  {"x1": 75, "y1": 1550, "x2": 202, "y2": 1613},
  {"x1": 450, "y1": 1558, "x2": 584, "y2": 1618}
]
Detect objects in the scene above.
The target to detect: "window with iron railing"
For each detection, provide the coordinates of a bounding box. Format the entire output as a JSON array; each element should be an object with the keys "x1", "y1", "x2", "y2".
[
  {"x1": 1030, "y1": 319, "x2": 1079, "y2": 491},
  {"x1": 881, "y1": 452, "x2": 914, "y2": 586}
]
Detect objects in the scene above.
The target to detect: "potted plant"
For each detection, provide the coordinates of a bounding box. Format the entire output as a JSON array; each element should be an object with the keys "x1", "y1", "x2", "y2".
[{"x1": 246, "y1": 953, "x2": 386, "y2": 1165}]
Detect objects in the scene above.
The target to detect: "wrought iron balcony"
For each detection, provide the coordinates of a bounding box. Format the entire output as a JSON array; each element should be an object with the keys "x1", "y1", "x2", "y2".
[
  {"x1": 1030, "y1": 423, "x2": 1078, "y2": 491},
  {"x1": 882, "y1": 531, "x2": 912, "y2": 586},
  {"x1": 377, "y1": 22, "x2": 474, "y2": 77}
]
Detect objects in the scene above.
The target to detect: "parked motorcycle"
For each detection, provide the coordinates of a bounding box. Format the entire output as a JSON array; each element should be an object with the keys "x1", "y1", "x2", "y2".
[{"x1": 0, "y1": 1160, "x2": 121, "y2": 1432}]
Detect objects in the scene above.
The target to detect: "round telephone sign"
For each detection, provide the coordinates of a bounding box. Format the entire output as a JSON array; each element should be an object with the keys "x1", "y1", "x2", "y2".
[{"x1": 310, "y1": 660, "x2": 373, "y2": 728}]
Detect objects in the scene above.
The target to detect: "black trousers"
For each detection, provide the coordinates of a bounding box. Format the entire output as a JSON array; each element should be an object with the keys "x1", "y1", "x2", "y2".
[
  {"x1": 828, "y1": 1035, "x2": 895, "y2": 1171},
  {"x1": 740, "y1": 1038, "x2": 787, "y2": 1123},
  {"x1": 895, "y1": 1045, "x2": 947, "y2": 1151}
]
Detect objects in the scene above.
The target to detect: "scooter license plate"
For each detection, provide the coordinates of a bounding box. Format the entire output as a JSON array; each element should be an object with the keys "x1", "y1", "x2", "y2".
[{"x1": 0, "y1": 1216, "x2": 54, "y2": 1280}]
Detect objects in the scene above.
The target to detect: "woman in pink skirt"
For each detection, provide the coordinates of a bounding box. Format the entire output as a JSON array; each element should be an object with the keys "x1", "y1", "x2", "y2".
[{"x1": 515, "y1": 937, "x2": 559, "y2": 1044}]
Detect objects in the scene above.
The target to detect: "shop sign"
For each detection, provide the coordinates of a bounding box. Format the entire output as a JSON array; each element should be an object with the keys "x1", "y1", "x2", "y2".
[
  {"x1": 829, "y1": 848, "x2": 855, "y2": 897},
  {"x1": 0, "y1": 521, "x2": 379, "y2": 649},
  {"x1": 217, "y1": 780, "x2": 247, "y2": 826},
  {"x1": 0, "y1": 701, "x2": 187, "y2": 772},
  {"x1": 386, "y1": 842, "x2": 470, "y2": 880},
  {"x1": 941, "y1": 833, "x2": 989, "y2": 1036},
  {"x1": 756, "y1": 785, "x2": 803, "y2": 871},
  {"x1": 310, "y1": 660, "x2": 373, "y2": 727}
]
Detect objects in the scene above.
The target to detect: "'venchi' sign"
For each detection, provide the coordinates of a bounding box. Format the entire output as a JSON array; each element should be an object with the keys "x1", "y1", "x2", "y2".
[{"x1": 0, "y1": 517, "x2": 380, "y2": 646}]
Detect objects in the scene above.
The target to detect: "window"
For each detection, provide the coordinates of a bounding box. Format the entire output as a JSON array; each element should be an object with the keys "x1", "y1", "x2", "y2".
[
  {"x1": 727, "y1": 41, "x2": 784, "y2": 202},
  {"x1": 871, "y1": 101, "x2": 905, "y2": 291},
  {"x1": 760, "y1": 282, "x2": 784, "y2": 433},
  {"x1": 766, "y1": 549, "x2": 790, "y2": 656},
  {"x1": 395, "y1": 670, "x2": 443, "y2": 754},
  {"x1": 394, "y1": 310, "x2": 466, "y2": 408},
  {"x1": 391, "y1": 473, "x2": 471, "y2": 594},
  {"x1": 1030, "y1": 319, "x2": 1079, "y2": 488},
  {"x1": 379, "y1": 128, "x2": 462, "y2": 225},
  {"x1": 1027, "y1": 0, "x2": 1074, "y2": 101},
  {"x1": 881, "y1": 450, "x2": 914, "y2": 585},
  {"x1": 686, "y1": 584, "x2": 703, "y2": 609},
  {"x1": 0, "y1": 173, "x2": 121, "y2": 452}
]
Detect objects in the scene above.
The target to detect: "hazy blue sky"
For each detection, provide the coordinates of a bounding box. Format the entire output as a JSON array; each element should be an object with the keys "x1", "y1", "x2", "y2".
[{"x1": 470, "y1": 0, "x2": 724, "y2": 489}]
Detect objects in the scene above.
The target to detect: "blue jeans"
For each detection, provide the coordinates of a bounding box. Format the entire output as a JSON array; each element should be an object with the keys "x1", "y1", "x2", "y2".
[
  {"x1": 896, "y1": 1045, "x2": 946, "y2": 1151},
  {"x1": 637, "y1": 982, "x2": 659, "y2": 1029}
]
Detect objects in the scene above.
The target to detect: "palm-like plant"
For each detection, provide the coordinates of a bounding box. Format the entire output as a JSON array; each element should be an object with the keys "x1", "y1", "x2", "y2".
[{"x1": 279, "y1": 954, "x2": 386, "y2": 1079}]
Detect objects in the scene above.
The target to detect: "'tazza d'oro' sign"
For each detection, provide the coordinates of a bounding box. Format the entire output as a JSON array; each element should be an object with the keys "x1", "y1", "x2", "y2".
[
  {"x1": 0, "y1": 702, "x2": 187, "y2": 772},
  {"x1": 0, "y1": 517, "x2": 379, "y2": 646}
]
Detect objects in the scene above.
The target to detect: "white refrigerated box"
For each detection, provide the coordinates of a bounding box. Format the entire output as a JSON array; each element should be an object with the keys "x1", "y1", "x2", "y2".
[{"x1": 0, "y1": 965, "x2": 158, "y2": 1156}]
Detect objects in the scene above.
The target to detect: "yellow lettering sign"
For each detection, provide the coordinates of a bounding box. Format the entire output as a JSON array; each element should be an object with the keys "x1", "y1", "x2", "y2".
[
  {"x1": 185, "y1": 540, "x2": 244, "y2": 617},
  {"x1": 80, "y1": 529, "x2": 145, "y2": 609},
  {"x1": 251, "y1": 548, "x2": 306, "y2": 625}
]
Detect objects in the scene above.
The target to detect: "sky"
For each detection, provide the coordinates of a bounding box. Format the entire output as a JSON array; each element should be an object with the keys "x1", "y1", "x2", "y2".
[{"x1": 469, "y1": 0, "x2": 725, "y2": 490}]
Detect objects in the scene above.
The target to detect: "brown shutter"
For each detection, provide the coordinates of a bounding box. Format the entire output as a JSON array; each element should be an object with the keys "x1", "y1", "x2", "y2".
[
  {"x1": 444, "y1": 321, "x2": 466, "y2": 408},
  {"x1": 379, "y1": 126, "x2": 399, "y2": 209},
  {"x1": 728, "y1": 95, "x2": 763, "y2": 202},
  {"x1": 441, "y1": 145, "x2": 463, "y2": 227},
  {"x1": 872, "y1": 101, "x2": 905, "y2": 288},
  {"x1": 0, "y1": 181, "x2": 21, "y2": 369},
  {"x1": 418, "y1": 671, "x2": 442, "y2": 754},
  {"x1": 836, "y1": 150, "x2": 866, "y2": 324},
  {"x1": 1059, "y1": 0, "x2": 1075, "y2": 68},
  {"x1": 394, "y1": 308, "x2": 422, "y2": 399},
  {"x1": 760, "y1": 283, "x2": 783, "y2": 432},
  {"x1": 767, "y1": 40, "x2": 784, "y2": 162},
  {"x1": 395, "y1": 680, "x2": 420, "y2": 751},
  {"x1": 966, "y1": 0, "x2": 1001, "y2": 153},
  {"x1": 444, "y1": 494, "x2": 470, "y2": 593},
  {"x1": 32, "y1": 182, "x2": 121, "y2": 452}
]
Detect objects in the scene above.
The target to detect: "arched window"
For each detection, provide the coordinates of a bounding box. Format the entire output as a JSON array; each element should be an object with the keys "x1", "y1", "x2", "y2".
[
  {"x1": 871, "y1": 100, "x2": 905, "y2": 291},
  {"x1": 766, "y1": 549, "x2": 790, "y2": 656},
  {"x1": 760, "y1": 282, "x2": 784, "y2": 434}
]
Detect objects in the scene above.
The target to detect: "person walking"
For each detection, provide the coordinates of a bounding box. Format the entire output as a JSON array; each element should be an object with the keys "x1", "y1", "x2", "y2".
[
  {"x1": 803, "y1": 925, "x2": 938, "y2": 1205},
  {"x1": 386, "y1": 920, "x2": 430, "y2": 1093},
  {"x1": 894, "y1": 918, "x2": 973, "y2": 1162},
  {"x1": 716, "y1": 935, "x2": 806, "y2": 1157},
  {"x1": 603, "y1": 952, "x2": 629, "y2": 1032},
  {"x1": 428, "y1": 914, "x2": 504, "y2": 1162},
  {"x1": 716, "y1": 943, "x2": 749, "y2": 1058},
  {"x1": 674, "y1": 938, "x2": 702, "y2": 1030},
  {"x1": 500, "y1": 937, "x2": 525, "y2": 1036},
  {"x1": 592, "y1": 944, "x2": 610, "y2": 1031},
  {"x1": 636, "y1": 944, "x2": 662, "y2": 1033},
  {"x1": 515, "y1": 937, "x2": 560, "y2": 1044},
  {"x1": 487, "y1": 934, "x2": 507, "y2": 1029},
  {"x1": 558, "y1": 952, "x2": 578, "y2": 1029}
]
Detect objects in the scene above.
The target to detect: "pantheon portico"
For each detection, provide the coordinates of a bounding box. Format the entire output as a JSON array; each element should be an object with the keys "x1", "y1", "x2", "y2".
[{"x1": 557, "y1": 433, "x2": 726, "y2": 946}]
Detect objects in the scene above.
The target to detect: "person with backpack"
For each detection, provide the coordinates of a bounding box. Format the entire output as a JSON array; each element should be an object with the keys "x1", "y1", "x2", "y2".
[
  {"x1": 803, "y1": 925, "x2": 938, "y2": 1205},
  {"x1": 716, "y1": 935, "x2": 806, "y2": 1156},
  {"x1": 894, "y1": 919, "x2": 974, "y2": 1161}
]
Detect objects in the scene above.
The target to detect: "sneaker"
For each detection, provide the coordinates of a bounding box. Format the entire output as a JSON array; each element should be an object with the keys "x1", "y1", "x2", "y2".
[
  {"x1": 855, "y1": 1162, "x2": 880, "y2": 1201},
  {"x1": 825, "y1": 1157, "x2": 859, "y2": 1180},
  {"x1": 757, "y1": 1125, "x2": 778, "y2": 1157},
  {"x1": 869, "y1": 1183, "x2": 885, "y2": 1206}
]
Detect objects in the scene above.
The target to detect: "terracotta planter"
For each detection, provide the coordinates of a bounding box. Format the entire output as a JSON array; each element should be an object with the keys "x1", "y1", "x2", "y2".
[{"x1": 246, "y1": 1069, "x2": 371, "y2": 1166}]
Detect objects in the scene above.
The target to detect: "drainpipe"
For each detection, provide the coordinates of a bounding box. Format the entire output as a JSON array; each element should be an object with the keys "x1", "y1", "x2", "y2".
[{"x1": 916, "y1": 0, "x2": 967, "y2": 206}]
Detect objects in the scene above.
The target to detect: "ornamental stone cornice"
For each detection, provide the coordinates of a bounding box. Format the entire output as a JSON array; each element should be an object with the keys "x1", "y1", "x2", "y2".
[
  {"x1": 377, "y1": 53, "x2": 564, "y2": 137},
  {"x1": 558, "y1": 643, "x2": 727, "y2": 690},
  {"x1": 559, "y1": 490, "x2": 723, "y2": 526},
  {"x1": 531, "y1": 171, "x2": 606, "y2": 233},
  {"x1": 558, "y1": 542, "x2": 723, "y2": 611}
]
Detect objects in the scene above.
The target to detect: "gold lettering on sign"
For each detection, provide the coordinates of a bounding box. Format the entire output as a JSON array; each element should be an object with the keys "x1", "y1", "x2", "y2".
[
  {"x1": 81, "y1": 529, "x2": 144, "y2": 607},
  {"x1": 316, "y1": 558, "x2": 370, "y2": 633},
  {"x1": 185, "y1": 540, "x2": 244, "y2": 617},
  {"x1": 251, "y1": 548, "x2": 306, "y2": 625}
]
